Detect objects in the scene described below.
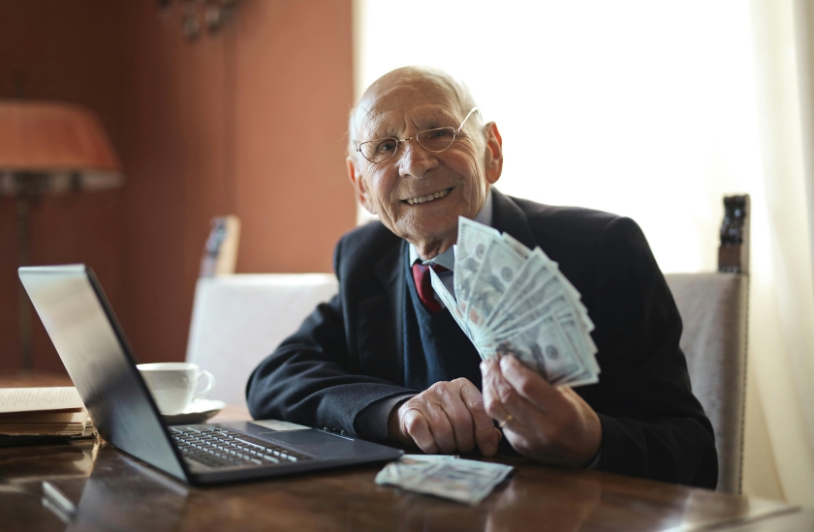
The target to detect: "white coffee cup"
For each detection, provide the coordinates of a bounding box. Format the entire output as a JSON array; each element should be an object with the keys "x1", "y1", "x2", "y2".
[{"x1": 137, "y1": 362, "x2": 215, "y2": 415}]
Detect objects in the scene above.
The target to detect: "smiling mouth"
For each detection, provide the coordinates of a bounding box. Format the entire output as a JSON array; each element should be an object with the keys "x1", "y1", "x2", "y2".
[{"x1": 403, "y1": 187, "x2": 453, "y2": 205}]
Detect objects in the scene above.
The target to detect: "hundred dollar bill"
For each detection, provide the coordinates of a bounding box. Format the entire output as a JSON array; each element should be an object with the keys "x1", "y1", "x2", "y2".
[
  {"x1": 484, "y1": 248, "x2": 551, "y2": 329},
  {"x1": 397, "y1": 459, "x2": 514, "y2": 505},
  {"x1": 490, "y1": 292, "x2": 572, "y2": 342},
  {"x1": 501, "y1": 232, "x2": 531, "y2": 259},
  {"x1": 492, "y1": 309, "x2": 598, "y2": 386},
  {"x1": 555, "y1": 311, "x2": 600, "y2": 376},
  {"x1": 465, "y1": 238, "x2": 526, "y2": 331},
  {"x1": 492, "y1": 314, "x2": 587, "y2": 384},
  {"x1": 455, "y1": 217, "x2": 500, "y2": 316},
  {"x1": 490, "y1": 274, "x2": 592, "y2": 339},
  {"x1": 430, "y1": 269, "x2": 475, "y2": 343},
  {"x1": 488, "y1": 245, "x2": 586, "y2": 331},
  {"x1": 375, "y1": 455, "x2": 456, "y2": 486},
  {"x1": 482, "y1": 249, "x2": 556, "y2": 333}
]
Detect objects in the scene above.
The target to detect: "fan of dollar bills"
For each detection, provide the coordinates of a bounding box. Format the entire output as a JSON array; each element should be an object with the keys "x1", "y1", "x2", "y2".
[{"x1": 430, "y1": 217, "x2": 600, "y2": 387}]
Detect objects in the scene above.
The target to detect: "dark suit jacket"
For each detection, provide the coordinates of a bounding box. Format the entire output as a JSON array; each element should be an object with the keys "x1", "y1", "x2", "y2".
[{"x1": 247, "y1": 189, "x2": 718, "y2": 488}]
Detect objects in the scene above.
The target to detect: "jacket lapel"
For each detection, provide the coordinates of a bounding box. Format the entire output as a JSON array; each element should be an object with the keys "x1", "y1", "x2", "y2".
[{"x1": 356, "y1": 239, "x2": 405, "y2": 384}]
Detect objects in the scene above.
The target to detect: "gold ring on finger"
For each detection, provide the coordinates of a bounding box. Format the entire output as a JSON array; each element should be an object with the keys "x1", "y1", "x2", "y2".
[{"x1": 498, "y1": 414, "x2": 514, "y2": 429}]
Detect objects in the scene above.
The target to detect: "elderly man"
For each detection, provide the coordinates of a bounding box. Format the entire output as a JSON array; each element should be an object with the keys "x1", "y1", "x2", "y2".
[{"x1": 247, "y1": 66, "x2": 718, "y2": 488}]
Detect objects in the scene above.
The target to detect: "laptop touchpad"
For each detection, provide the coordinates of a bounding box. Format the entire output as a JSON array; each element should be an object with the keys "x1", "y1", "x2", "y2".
[{"x1": 256, "y1": 430, "x2": 349, "y2": 456}]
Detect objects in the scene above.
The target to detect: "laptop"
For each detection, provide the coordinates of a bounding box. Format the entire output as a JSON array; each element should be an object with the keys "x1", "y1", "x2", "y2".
[{"x1": 18, "y1": 264, "x2": 403, "y2": 486}]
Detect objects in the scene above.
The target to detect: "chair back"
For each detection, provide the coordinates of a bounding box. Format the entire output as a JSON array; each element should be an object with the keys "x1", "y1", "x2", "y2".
[
  {"x1": 664, "y1": 272, "x2": 748, "y2": 493},
  {"x1": 664, "y1": 194, "x2": 749, "y2": 493},
  {"x1": 185, "y1": 274, "x2": 339, "y2": 408}
]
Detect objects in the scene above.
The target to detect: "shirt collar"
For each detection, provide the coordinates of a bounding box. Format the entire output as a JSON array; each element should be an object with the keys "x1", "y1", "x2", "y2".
[{"x1": 408, "y1": 189, "x2": 494, "y2": 270}]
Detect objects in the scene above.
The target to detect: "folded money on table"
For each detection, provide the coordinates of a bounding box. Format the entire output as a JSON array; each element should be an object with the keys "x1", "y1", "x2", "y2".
[
  {"x1": 431, "y1": 217, "x2": 600, "y2": 387},
  {"x1": 375, "y1": 455, "x2": 513, "y2": 505}
]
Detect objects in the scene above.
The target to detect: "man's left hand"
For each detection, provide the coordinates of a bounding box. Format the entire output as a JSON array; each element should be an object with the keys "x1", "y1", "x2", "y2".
[{"x1": 480, "y1": 355, "x2": 602, "y2": 467}]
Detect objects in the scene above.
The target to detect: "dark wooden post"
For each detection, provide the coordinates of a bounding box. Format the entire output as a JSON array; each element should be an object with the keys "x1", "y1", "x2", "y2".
[{"x1": 718, "y1": 195, "x2": 750, "y2": 274}]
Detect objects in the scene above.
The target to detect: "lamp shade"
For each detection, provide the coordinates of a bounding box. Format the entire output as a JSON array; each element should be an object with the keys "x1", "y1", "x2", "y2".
[{"x1": 0, "y1": 101, "x2": 124, "y2": 196}]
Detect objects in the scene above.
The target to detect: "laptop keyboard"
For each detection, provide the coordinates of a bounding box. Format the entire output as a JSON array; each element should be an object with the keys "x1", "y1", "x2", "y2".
[{"x1": 171, "y1": 426, "x2": 311, "y2": 469}]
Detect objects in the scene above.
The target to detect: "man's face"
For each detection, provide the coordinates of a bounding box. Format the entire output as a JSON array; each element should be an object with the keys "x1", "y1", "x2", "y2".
[{"x1": 347, "y1": 73, "x2": 502, "y2": 258}]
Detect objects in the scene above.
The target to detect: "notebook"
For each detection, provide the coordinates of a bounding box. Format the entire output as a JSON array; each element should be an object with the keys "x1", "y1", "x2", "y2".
[{"x1": 18, "y1": 264, "x2": 402, "y2": 485}]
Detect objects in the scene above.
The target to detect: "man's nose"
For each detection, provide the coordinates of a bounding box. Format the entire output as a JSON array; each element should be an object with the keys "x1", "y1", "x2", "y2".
[{"x1": 397, "y1": 138, "x2": 438, "y2": 179}]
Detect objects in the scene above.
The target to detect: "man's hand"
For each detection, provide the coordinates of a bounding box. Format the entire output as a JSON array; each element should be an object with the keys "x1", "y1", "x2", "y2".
[
  {"x1": 480, "y1": 355, "x2": 602, "y2": 467},
  {"x1": 388, "y1": 378, "x2": 502, "y2": 455}
]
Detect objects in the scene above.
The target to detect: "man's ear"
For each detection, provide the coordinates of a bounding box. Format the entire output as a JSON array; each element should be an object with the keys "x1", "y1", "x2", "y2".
[
  {"x1": 346, "y1": 156, "x2": 377, "y2": 215},
  {"x1": 483, "y1": 122, "x2": 503, "y2": 185}
]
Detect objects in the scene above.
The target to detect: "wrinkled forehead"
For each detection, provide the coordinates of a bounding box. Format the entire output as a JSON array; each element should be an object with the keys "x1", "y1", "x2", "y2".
[{"x1": 351, "y1": 76, "x2": 466, "y2": 141}]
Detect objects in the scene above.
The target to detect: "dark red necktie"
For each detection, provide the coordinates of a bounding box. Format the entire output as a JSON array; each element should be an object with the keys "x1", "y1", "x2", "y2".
[{"x1": 411, "y1": 263, "x2": 449, "y2": 314}]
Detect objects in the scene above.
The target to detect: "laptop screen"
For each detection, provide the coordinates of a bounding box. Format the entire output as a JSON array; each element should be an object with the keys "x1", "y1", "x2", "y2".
[{"x1": 19, "y1": 265, "x2": 187, "y2": 481}]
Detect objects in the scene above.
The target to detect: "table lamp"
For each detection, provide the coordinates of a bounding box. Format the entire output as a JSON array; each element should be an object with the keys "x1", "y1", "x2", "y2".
[{"x1": 0, "y1": 101, "x2": 125, "y2": 372}]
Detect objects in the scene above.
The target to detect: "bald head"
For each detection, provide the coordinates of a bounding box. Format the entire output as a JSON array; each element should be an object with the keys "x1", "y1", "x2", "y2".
[
  {"x1": 348, "y1": 67, "x2": 481, "y2": 153},
  {"x1": 344, "y1": 65, "x2": 503, "y2": 260}
]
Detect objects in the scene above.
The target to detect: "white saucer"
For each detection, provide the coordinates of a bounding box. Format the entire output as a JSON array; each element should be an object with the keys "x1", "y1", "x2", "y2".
[{"x1": 163, "y1": 399, "x2": 226, "y2": 425}]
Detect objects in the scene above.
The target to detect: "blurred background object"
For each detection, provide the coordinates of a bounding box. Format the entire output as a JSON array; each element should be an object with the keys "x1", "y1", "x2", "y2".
[
  {"x1": 199, "y1": 215, "x2": 240, "y2": 277},
  {"x1": 0, "y1": 0, "x2": 355, "y2": 380},
  {"x1": 157, "y1": 0, "x2": 240, "y2": 42},
  {"x1": 0, "y1": 101, "x2": 124, "y2": 372}
]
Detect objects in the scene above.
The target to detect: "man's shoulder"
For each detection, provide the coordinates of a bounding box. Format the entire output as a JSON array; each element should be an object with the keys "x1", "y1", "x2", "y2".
[
  {"x1": 337, "y1": 219, "x2": 401, "y2": 255},
  {"x1": 507, "y1": 194, "x2": 625, "y2": 242},
  {"x1": 503, "y1": 194, "x2": 657, "y2": 295},
  {"x1": 333, "y1": 220, "x2": 402, "y2": 275}
]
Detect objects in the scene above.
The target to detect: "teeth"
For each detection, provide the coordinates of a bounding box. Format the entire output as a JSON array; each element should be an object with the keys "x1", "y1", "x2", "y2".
[{"x1": 406, "y1": 188, "x2": 450, "y2": 205}]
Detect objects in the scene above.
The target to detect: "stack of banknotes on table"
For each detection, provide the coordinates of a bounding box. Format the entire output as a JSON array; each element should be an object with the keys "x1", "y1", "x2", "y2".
[
  {"x1": 430, "y1": 217, "x2": 600, "y2": 387},
  {"x1": 375, "y1": 455, "x2": 513, "y2": 505}
]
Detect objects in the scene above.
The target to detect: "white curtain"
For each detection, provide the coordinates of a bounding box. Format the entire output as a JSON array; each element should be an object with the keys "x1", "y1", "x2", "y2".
[
  {"x1": 741, "y1": 0, "x2": 814, "y2": 505},
  {"x1": 354, "y1": 0, "x2": 814, "y2": 504}
]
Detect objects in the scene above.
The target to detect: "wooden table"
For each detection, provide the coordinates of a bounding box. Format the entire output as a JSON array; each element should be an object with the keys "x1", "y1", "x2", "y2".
[{"x1": 1, "y1": 376, "x2": 811, "y2": 531}]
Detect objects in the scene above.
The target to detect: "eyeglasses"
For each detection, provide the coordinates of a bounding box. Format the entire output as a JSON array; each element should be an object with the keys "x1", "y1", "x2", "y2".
[{"x1": 355, "y1": 107, "x2": 479, "y2": 164}]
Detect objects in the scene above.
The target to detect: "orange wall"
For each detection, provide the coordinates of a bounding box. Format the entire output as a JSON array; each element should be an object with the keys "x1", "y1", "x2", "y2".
[
  {"x1": 0, "y1": 0, "x2": 130, "y2": 376},
  {"x1": 0, "y1": 0, "x2": 356, "y2": 374}
]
